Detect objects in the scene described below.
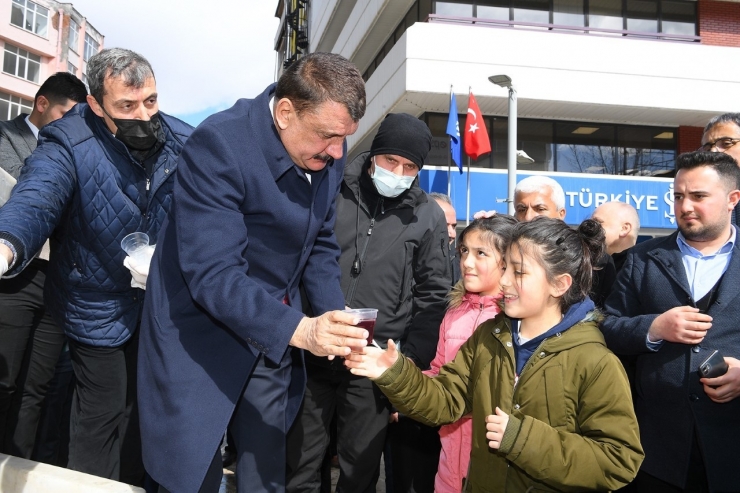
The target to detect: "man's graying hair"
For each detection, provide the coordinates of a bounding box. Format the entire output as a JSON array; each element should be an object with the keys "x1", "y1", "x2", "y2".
[
  {"x1": 429, "y1": 192, "x2": 452, "y2": 205},
  {"x1": 276, "y1": 52, "x2": 365, "y2": 121},
  {"x1": 87, "y1": 48, "x2": 155, "y2": 104},
  {"x1": 704, "y1": 113, "x2": 740, "y2": 134}
]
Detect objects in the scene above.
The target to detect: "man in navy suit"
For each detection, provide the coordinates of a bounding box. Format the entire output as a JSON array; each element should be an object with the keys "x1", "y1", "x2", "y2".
[
  {"x1": 602, "y1": 151, "x2": 740, "y2": 492},
  {"x1": 138, "y1": 53, "x2": 369, "y2": 493}
]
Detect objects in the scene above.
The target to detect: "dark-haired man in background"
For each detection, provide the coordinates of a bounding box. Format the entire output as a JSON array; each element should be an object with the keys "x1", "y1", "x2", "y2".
[
  {"x1": 138, "y1": 52, "x2": 369, "y2": 493},
  {"x1": 602, "y1": 151, "x2": 740, "y2": 492},
  {"x1": 0, "y1": 72, "x2": 87, "y2": 458}
]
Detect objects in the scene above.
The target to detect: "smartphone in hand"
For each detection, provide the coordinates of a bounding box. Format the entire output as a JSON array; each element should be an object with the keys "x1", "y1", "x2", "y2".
[{"x1": 698, "y1": 350, "x2": 729, "y2": 379}]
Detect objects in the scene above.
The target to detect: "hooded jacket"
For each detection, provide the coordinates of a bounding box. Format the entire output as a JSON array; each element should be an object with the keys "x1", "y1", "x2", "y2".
[
  {"x1": 333, "y1": 151, "x2": 451, "y2": 368},
  {"x1": 374, "y1": 300, "x2": 644, "y2": 492},
  {"x1": 0, "y1": 103, "x2": 192, "y2": 346},
  {"x1": 422, "y1": 284, "x2": 502, "y2": 493}
]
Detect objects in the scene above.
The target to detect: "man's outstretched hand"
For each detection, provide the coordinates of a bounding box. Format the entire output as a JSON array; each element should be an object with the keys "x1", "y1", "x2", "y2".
[{"x1": 291, "y1": 310, "x2": 369, "y2": 359}]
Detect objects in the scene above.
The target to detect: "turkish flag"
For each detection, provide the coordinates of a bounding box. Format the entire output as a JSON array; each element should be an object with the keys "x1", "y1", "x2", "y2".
[{"x1": 464, "y1": 92, "x2": 491, "y2": 160}]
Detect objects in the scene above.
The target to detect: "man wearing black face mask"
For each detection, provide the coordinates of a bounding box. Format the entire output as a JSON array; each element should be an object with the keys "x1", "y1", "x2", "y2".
[{"x1": 0, "y1": 48, "x2": 192, "y2": 485}]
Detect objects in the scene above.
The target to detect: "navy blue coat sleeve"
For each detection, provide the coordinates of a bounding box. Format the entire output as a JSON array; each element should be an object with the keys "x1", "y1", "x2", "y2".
[
  {"x1": 600, "y1": 249, "x2": 660, "y2": 355},
  {"x1": 0, "y1": 124, "x2": 76, "y2": 275},
  {"x1": 170, "y1": 123, "x2": 304, "y2": 363}
]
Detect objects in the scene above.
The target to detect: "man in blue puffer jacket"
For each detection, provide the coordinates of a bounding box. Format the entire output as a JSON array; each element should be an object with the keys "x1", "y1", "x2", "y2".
[{"x1": 0, "y1": 48, "x2": 192, "y2": 485}]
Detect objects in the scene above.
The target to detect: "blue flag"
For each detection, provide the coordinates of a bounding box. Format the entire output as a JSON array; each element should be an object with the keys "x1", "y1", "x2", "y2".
[{"x1": 447, "y1": 93, "x2": 462, "y2": 173}]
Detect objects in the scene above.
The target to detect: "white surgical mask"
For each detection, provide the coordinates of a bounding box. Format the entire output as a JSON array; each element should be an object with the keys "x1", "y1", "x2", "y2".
[{"x1": 371, "y1": 157, "x2": 415, "y2": 198}]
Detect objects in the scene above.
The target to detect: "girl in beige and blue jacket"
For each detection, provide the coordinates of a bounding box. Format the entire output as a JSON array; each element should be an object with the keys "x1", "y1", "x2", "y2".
[{"x1": 346, "y1": 217, "x2": 644, "y2": 492}]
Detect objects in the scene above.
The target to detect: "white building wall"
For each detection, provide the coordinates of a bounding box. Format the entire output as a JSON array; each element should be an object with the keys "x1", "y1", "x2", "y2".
[{"x1": 348, "y1": 21, "x2": 740, "y2": 152}]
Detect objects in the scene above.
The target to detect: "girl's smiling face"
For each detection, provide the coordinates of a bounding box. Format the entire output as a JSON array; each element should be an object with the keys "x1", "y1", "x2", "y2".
[
  {"x1": 459, "y1": 230, "x2": 504, "y2": 297},
  {"x1": 500, "y1": 241, "x2": 568, "y2": 334}
]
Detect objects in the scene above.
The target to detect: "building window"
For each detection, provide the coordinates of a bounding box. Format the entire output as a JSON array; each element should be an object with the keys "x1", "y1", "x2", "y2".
[
  {"x1": 69, "y1": 18, "x2": 80, "y2": 53},
  {"x1": 67, "y1": 61, "x2": 76, "y2": 75},
  {"x1": 436, "y1": 2, "x2": 473, "y2": 16},
  {"x1": 0, "y1": 91, "x2": 33, "y2": 120},
  {"x1": 10, "y1": 0, "x2": 49, "y2": 37},
  {"x1": 84, "y1": 33, "x2": 99, "y2": 62},
  {"x1": 3, "y1": 43, "x2": 41, "y2": 83},
  {"x1": 589, "y1": 0, "x2": 624, "y2": 30},
  {"x1": 424, "y1": 113, "x2": 676, "y2": 176},
  {"x1": 431, "y1": 0, "x2": 697, "y2": 37},
  {"x1": 512, "y1": 0, "x2": 550, "y2": 24}
]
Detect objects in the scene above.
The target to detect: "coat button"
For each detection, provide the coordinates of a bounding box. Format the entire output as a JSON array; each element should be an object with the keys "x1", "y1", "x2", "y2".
[
  {"x1": 689, "y1": 394, "x2": 699, "y2": 402},
  {"x1": 513, "y1": 404, "x2": 520, "y2": 410},
  {"x1": 165, "y1": 168, "x2": 169, "y2": 174},
  {"x1": 506, "y1": 342, "x2": 512, "y2": 347},
  {"x1": 539, "y1": 352, "x2": 546, "y2": 358},
  {"x1": 692, "y1": 346, "x2": 700, "y2": 353},
  {"x1": 494, "y1": 328, "x2": 500, "y2": 334}
]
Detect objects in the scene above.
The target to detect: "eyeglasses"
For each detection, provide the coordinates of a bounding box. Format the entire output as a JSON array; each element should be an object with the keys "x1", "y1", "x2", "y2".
[{"x1": 697, "y1": 137, "x2": 740, "y2": 152}]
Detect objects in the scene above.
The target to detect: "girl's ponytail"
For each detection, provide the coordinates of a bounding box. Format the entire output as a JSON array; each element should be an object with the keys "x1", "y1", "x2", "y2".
[{"x1": 511, "y1": 217, "x2": 606, "y2": 312}]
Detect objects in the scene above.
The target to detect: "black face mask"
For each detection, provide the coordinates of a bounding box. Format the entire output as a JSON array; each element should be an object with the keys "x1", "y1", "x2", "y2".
[
  {"x1": 112, "y1": 113, "x2": 162, "y2": 151},
  {"x1": 98, "y1": 102, "x2": 163, "y2": 151}
]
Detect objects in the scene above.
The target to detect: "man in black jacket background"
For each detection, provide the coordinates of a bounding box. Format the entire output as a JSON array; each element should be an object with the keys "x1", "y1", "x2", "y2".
[{"x1": 287, "y1": 113, "x2": 450, "y2": 493}]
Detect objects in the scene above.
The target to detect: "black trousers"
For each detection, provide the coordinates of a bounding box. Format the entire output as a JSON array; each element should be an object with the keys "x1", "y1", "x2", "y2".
[
  {"x1": 633, "y1": 430, "x2": 709, "y2": 493},
  {"x1": 388, "y1": 417, "x2": 441, "y2": 493},
  {"x1": 0, "y1": 259, "x2": 66, "y2": 458},
  {"x1": 67, "y1": 331, "x2": 144, "y2": 485},
  {"x1": 32, "y1": 344, "x2": 75, "y2": 466},
  {"x1": 286, "y1": 359, "x2": 390, "y2": 493}
]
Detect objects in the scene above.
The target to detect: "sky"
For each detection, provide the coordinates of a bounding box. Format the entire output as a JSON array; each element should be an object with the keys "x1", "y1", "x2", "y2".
[{"x1": 69, "y1": 1, "x2": 280, "y2": 126}]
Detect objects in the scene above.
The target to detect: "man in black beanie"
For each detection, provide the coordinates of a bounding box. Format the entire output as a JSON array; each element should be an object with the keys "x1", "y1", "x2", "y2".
[{"x1": 287, "y1": 113, "x2": 451, "y2": 493}]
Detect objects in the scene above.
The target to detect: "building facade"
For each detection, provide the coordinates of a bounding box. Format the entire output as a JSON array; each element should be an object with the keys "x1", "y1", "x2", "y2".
[
  {"x1": 1, "y1": 0, "x2": 103, "y2": 120},
  {"x1": 274, "y1": 0, "x2": 740, "y2": 234}
]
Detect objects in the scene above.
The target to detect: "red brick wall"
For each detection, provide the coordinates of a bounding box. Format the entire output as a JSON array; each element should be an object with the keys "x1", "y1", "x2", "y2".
[
  {"x1": 677, "y1": 126, "x2": 705, "y2": 154},
  {"x1": 699, "y1": 0, "x2": 740, "y2": 47}
]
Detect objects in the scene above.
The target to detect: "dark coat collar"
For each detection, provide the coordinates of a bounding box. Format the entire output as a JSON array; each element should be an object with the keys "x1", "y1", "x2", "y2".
[{"x1": 248, "y1": 83, "x2": 334, "y2": 184}]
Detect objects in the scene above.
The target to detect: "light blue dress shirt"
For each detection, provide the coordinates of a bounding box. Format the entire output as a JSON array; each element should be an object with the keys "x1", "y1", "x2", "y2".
[{"x1": 646, "y1": 226, "x2": 736, "y2": 350}]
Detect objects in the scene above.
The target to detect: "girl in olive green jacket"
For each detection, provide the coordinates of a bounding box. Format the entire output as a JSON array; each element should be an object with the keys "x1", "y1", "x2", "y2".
[{"x1": 346, "y1": 217, "x2": 644, "y2": 492}]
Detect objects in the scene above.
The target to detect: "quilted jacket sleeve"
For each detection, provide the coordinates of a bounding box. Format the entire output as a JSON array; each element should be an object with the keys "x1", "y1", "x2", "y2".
[{"x1": 0, "y1": 125, "x2": 76, "y2": 275}]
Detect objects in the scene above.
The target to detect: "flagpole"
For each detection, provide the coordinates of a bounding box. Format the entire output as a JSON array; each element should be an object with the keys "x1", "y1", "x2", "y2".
[
  {"x1": 466, "y1": 156, "x2": 471, "y2": 226},
  {"x1": 447, "y1": 85, "x2": 452, "y2": 197},
  {"x1": 466, "y1": 87, "x2": 472, "y2": 226}
]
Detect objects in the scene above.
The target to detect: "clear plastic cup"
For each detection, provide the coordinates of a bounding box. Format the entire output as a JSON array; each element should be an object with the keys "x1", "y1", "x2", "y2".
[
  {"x1": 121, "y1": 232, "x2": 150, "y2": 262},
  {"x1": 343, "y1": 308, "x2": 378, "y2": 345}
]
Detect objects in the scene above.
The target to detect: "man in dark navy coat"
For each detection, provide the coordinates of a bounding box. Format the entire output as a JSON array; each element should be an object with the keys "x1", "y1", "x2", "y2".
[
  {"x1": 602, "y1": 151, "x2": 740, "y2": 492},
  {"x1": 138, "y1": 53, "x2": 369, "y2": 493}
]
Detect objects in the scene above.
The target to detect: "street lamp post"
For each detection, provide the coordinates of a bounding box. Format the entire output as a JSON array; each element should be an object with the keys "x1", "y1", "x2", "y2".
[{"x1": 488, "y1": 75, "x2": 517, "y2": 215}]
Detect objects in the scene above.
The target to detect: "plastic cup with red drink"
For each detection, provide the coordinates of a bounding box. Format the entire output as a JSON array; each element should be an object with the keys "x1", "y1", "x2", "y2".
[{"x1": 343, "y1": 308, "x2": 378, "y2": 350}]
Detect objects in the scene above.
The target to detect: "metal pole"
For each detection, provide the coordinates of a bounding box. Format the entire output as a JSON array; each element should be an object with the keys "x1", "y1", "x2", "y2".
[
  {"x1": 466, "y1": 156, "x2": 471, "y2": 226},
  {"x1": 448, "y1": 86, "x2": 452, "y2": 197},
  {"x1": 507, "y1": 85, "x2": 518, "y2": 216}
]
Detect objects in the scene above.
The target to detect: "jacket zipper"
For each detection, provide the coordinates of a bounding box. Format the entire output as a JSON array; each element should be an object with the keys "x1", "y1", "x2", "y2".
[
  {"x1": 346, "y1": 198, "x2": 382, "y2": 305},
  {"x1": 512, "y1": 338, "x2": 548, "y2": 391}
]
